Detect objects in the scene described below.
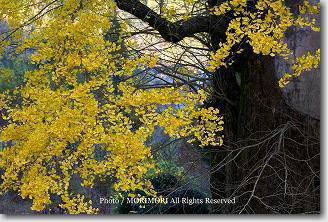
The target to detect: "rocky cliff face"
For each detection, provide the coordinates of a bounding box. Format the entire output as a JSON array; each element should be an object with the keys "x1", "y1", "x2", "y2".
[{"x1": 275, "y1": 0, "x2": 320, "y2": 118}]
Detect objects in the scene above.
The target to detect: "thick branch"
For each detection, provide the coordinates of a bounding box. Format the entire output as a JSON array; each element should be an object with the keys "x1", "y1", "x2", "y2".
[{"x1": 115, "y1": 0, "x2": 226, "y2": 43}]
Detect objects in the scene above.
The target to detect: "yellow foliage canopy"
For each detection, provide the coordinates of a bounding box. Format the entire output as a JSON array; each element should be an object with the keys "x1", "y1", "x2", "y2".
[
  {"x1": 0, "y1": 0, "x2": 223, "y2": 214},
  {"x1": 209, "y1": 0, "x2": 320, "y2": 83}
]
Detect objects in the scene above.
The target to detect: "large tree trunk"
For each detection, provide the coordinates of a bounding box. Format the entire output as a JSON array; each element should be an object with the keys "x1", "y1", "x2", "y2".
[{"x1": 208, "y1": 47, "x2": 320, "y2": 214}]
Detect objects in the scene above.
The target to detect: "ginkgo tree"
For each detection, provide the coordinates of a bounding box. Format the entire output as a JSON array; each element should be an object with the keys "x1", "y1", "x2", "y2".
[{"x1": 0, "y1": 0, "x2": 320, "y2": 214}]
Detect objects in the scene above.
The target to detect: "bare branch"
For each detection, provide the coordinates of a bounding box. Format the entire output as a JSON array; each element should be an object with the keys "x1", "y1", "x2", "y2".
[{"x1": 115, "y1": 0, "x2": 226, "y2": 43}]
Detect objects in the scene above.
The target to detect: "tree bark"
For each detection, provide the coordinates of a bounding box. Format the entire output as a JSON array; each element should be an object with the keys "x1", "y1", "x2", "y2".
[
  {"x1": 204, "y1": 0, "x2": 319, "y2": 214},
  {"x1": 208, "y1": 47, "x2": 319, "y2": 213}
]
